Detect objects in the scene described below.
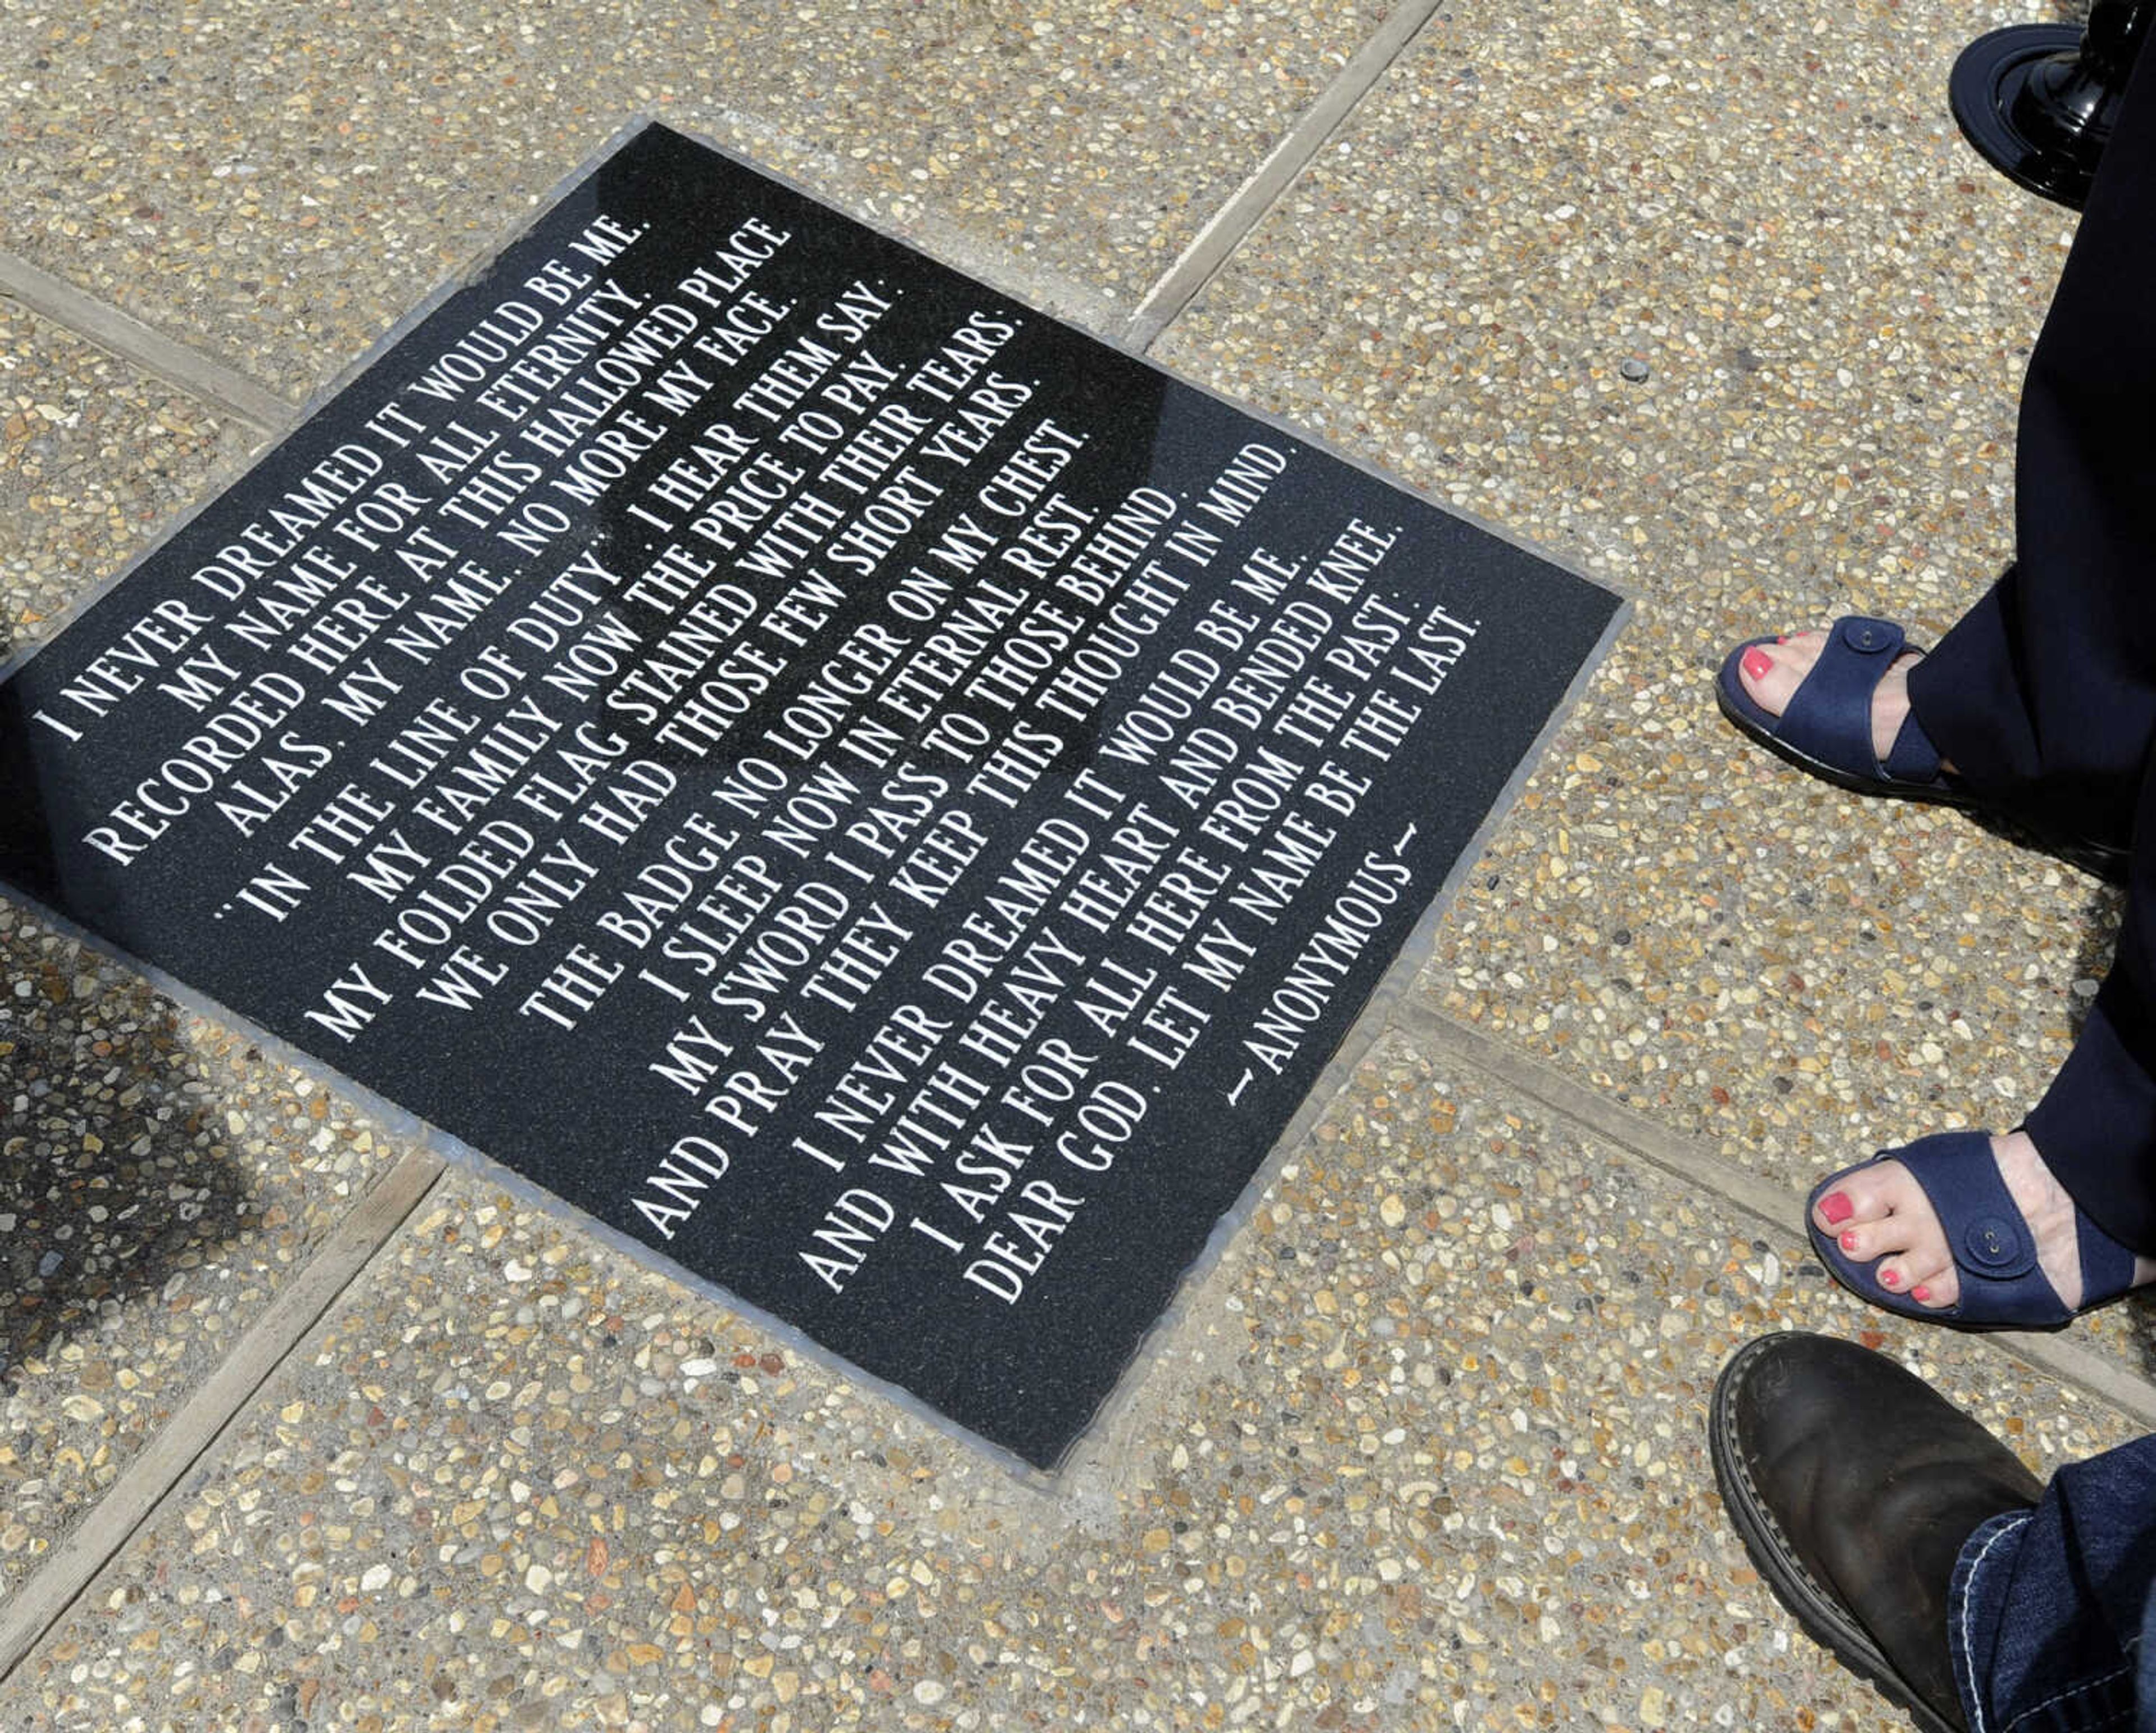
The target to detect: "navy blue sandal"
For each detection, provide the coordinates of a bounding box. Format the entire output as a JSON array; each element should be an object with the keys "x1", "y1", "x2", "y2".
[
  {"x1": 1715, "y1": 616, "x2": 1972, "y2": 805},
  {"x1": 1806, "y1": 1130, "x2": 2139, "y2": 1331},
  {"x1": 1716, "y1": 614, "x2": 2127, "y2": 879}
]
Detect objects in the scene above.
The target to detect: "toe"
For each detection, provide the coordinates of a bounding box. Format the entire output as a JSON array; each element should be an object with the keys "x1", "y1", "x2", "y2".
[
  {"x1": 1907, "y1": 1267, "x2": 1962, "y2": 1310},
  {"x1": 1828, "y1": 1215, "x2": 1910, "y2": 1266},
  {"x1": 1811, "y1": 1150, "x2": 1966, "y2": 1306},
  {"x1": 1898, "y1": 1243, "x2": 1957, "y2": 1298},
  {"x1": 1737, "y1": 633, "x2": 1821, "y2": 718},
  {"x1": 1812, "y1": 1167, "x2": 1899, "y2": 1238},
  {"x1": 1872, "y1": 1250, "x2": 1954, "y2": 1302},
  {"x1": 1813, "y1": 1187, "x2": 1857, "y2": 1236}
]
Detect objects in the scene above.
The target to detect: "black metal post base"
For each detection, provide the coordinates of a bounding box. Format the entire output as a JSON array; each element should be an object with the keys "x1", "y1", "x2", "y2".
[
  {"x1": 1949, "y1": 3, "x2": 2153, "y2": 209},
  {"x1": 1951, "y1": 26, "x2": 2095, "y2": 207}
]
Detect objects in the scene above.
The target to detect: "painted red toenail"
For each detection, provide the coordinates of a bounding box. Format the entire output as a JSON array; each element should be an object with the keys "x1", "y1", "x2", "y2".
[
  {"x1": 1911, "y1": 1286, "x2": 1931, "y2": 1302},
  {"x1": 1741, "y1": 647, "x2": 1774, "y2": 682},
  {"x1": 1821, "y1": 1192, "x2": 1853, "y2": 1225},
  {"x1": 1880, "y1": 1269, "x2": 1900, "y2": 1288},
  {"x1": 1840, "y1": 1231, "x2": 1859, "y2": 1252}
]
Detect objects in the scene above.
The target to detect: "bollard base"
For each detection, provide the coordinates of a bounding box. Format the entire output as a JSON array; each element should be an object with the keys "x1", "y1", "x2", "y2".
[{"x1": 1950, "y1": 24, "x2": 2100, "y2": 209}]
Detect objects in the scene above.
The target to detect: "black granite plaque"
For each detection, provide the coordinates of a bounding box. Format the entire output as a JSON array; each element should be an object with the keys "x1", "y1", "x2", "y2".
[{"x1": 0, "y1": 124, "x2": 1621, "y2": 1467}]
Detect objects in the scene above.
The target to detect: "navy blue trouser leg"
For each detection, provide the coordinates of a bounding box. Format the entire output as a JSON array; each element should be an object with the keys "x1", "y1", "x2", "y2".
[
  {"x1": 1949, "y1": 1432, "x2": 2156, "y2": 1730},
  {"x1": 1908, "y1": 21, "x2": 2156, "y2": 847},
  {"x1": 1903, "y1": 30, "x2": 2156, "y2": 1255},
  {"x1": 2025, "y1": 681, "x2": 2156, "y2": 1249}
]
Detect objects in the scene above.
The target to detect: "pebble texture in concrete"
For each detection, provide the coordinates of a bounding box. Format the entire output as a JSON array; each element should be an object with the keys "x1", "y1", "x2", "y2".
[
  {"x1": 0, "y1": 304, "x2": 420, "y2": 1605},
  {"x1": 3, "y1": 0, "x2": 1391, "y2": 397},
  {"x1": 3, "y1": 1040, "x2": 2123, "y2": 1731},
  {"x1": 0, "y1": 304, "x2": 246, "y2": 654},
  {"x1": 0, "y1": 906, "x2": 414, "y2": 1609},
  {"x1": 2, "y1": 0, "x2": 2150, "y2": 1723}
]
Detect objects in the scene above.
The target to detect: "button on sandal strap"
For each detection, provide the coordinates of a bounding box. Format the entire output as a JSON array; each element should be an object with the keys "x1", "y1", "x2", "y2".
[
  {"x1": 1774, "y1": 615, "x2": 1907, "y2": 774},
  {"x1": 1895, "y1": 1132, "x2": 2064, "y2": 1324},
  {"x1": 1902, "y1": 1132, "x2": 2038, "y2": 1280}
]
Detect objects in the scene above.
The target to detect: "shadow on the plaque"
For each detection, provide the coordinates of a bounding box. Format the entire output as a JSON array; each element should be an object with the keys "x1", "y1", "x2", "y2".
[{"x1": 0, "y1": 941, "x2": 253, "y2": 1388}]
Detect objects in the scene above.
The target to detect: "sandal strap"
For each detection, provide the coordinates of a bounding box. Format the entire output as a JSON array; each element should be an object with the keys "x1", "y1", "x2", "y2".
[
  {"x1": 1776, "y1": 616, "x2": 1910, "y2": 778},
  {"x1": 1881, "y1": 707, "x2": 1943, "y2": 785},
  {"x1": 2076, "y1": 1207, "x2": 2140, "y2": 1307},
  {"x1": 1893, "y1": 1132, "x2": 2064, "y2": 1325},
  {"x1": 1901, "y1": 1132, "x2": 2038, "y2": 1279},
  {"x1": 1910, "y1": 1133, "x2": 2140, "y2": 1312}
]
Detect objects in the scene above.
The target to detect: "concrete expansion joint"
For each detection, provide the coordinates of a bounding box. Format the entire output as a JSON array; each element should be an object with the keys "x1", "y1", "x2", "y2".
[
  {"x1": 0, "y1": 248, "x2": 294, "y2": 433},
  {"x1": 1123, "y1": 0, "x2": 1454, "y2": 354},
  {"x1": 5, "y1": 0, "x2": 1431, "y2": 451},
  {"x1": 1393, "y1": 1000, "x2": 2156, "y2": 1434},
  {"x1": 0, "y1": 1148, "x2": 447, "y2": 1691},
  {"x1": 0, "y1": 0, "x2": 1459, "y2": 450}
]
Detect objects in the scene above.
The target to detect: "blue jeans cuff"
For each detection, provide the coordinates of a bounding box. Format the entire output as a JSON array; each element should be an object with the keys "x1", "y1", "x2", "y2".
[
  {"x1": 1951, "y1": 1509, "x2": 2032, "y2": 1731},
  {"x1": 1951, "y1": 1506, "x2": 2142, "y2": 1732}
]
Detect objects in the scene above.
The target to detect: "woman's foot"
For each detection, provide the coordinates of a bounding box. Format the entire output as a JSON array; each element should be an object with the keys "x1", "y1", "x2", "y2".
[
  {"x1": 1812, "y1": 1130, "x2": 2156, "y2": 1311},
  {"x1": 1734, "y1": 629, "x2": 1950, "y2": 775},
  {"x1": 1721, "y1": 617, "x2": 2128, "y2": 880}
]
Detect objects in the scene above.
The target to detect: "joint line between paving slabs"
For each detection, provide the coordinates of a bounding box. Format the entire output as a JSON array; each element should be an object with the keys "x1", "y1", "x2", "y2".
[
  {"x1": 1121, "y1": 0, "x2": 1448, "y2": 354},
  {"x1": 1395, "y1": 1001, "x2": 2156, "y2": 1433},
  {"x1": 0, "y1": 249, "x2": 295, "y2": 433},
  {"x1": 0, "y1": 1149, "x2": 447, "y2": 1688}
]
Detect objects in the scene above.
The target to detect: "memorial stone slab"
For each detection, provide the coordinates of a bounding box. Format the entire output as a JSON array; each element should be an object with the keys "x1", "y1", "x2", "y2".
[{"x1": 0, "y1": 124, "x2": 1622, "y2": 1467}]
